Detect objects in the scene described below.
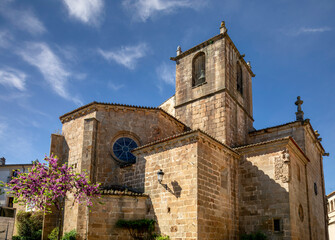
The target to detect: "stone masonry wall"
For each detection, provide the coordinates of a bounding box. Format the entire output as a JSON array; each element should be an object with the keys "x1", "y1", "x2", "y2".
[
  {"x1": 287, "y1": 149, "x2": 310, "y2": 240},
  {"x1": 175, "y1": 38, "x2": 226, "y2": 108},
  {"x1": 225, "y1": 92, "x2": 252, "y2": 147},
  {"x1": 176, "y1": 92, "x2": 227, "y2": 143},
  {"x1": 61, "y1": 113, "x2": 95, "y2": 236},
  {"x1": 137, "y1": 140, "x2": 198, "y2": 239},
  {"x1": 0, "y1": 216, "x2": 15, "y2": 240},
  {"x1": 248, "y1": 122, "x2": 305, "y2": 149},
  {"x1": 160, "y1": 95, "x2": 176, "y2": 117},
  {"x1": 174, "y1": 35, "x2": 253, "y2": 147},
  {"x1": 86, "y1": 195, "x2": 149, "y2": 240},
  {"x1": 248, "y1": 123, "x2": 328, "y2": 239},
  {"x1": 224, "y1": 38, "x2": 253, "y2": 117},
  {"x1": 92, "y1": 108, "x2": 184, "y2": 191},
  {"x1": 56, "y1": 107, "x2": 185, "y2": 238},
  {"x1": 197, "y1": 139, "x2": 239, "y2": 239},
  {"x1": 238, "y1": 147, "x2": 291, "y2": 240},
  {"x1": 42, "y1": 133, "x2": 65, "y2": 240},
  {"x1": 304, "y1": 128, "x2": 327, "y2": 240}
]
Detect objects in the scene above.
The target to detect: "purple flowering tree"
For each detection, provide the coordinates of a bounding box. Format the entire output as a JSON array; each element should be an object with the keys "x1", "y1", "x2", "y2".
[{"x1": 5, "y1": 155, "x2": 100, "y2": 240}]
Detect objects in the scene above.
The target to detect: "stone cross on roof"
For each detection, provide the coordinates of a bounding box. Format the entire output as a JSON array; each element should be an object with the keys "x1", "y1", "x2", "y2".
[{"x1": 295, "y1": 96, "x2": 304, "y2": 121}]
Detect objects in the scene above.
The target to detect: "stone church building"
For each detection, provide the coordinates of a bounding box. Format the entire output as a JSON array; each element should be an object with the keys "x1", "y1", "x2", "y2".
[{"x1": 43, "y1": 22, "x2": 329, "y2": 240}]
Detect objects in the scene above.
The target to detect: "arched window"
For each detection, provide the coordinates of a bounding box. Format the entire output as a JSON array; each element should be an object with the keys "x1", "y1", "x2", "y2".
[
  {"x1": 192, "y1": 52, "x2": 206, "y2": 87},
  {"x1": 236, "y1": 62, "x2": 243, "y2": 94}
]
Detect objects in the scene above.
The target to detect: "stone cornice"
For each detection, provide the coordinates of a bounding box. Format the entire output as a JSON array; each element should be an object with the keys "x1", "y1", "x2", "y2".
[
  {"x1": 235, "y1": 136, "x2": 310, "y2": 164},
  {"x1": 249, "y1": 119, "x2": 325, "y2": 154},
  {"x1": 287, "y1": 138, "x2": 310, "y2": 165},
  {"x1": 132, "y1": 129, "x2": 239, "y2": 158},
  {"x1": 302, "y1": 119, "x2": 325, "y2": 154},
  {"x1": 249, "y1": 121, "x2": 301, "y2": 136},
  {"x1": 174, "y1": 88, "x2": 254, "y2": 122}
]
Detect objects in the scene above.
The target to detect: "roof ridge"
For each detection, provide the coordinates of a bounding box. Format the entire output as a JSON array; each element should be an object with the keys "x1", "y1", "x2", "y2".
[
  {"x1": 234, "y1": 136, "x2": 291, "y2": 150},
  {"x1": 133, "y1": 128, "x2": 238, "y2": 155},
  {"x1": 60, "y1": 101, "x2": 160, "y2": 120}
]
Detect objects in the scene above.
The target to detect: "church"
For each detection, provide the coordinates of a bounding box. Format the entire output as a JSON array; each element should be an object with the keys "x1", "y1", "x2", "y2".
[{"x1": 42, "y1": 22, "x2": 329, "y2": 240}]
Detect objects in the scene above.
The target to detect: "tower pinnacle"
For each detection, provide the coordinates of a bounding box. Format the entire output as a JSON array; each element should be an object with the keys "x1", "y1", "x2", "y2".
[
  {"x1": 220, "y1": 21, "x2": 227, "y2": 34},
  {"x1": 295, "y1": 96, "x2": 304, "y2": 121}
]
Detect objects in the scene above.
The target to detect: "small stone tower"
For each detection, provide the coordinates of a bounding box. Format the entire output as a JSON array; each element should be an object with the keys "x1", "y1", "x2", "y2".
[{"x1": 170, "y1": 21, "x2": 255, "y2": 146}]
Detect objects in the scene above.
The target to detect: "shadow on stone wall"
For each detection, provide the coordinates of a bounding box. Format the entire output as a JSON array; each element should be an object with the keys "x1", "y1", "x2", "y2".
[
  {"x1": 0, "y1": 216, "x2": 15, "y2": 240},
  {"x1": 85, "y1": 195, "x2": 160, "y2": 240},
  {"x1": 239, "y1": 152, "x2": 290, "y2": 240}
]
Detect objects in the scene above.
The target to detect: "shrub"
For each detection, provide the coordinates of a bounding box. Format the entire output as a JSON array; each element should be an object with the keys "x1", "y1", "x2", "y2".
[
  {"x1": 48, "y1": 227, "x2": 59, "y2": 240},
  {"x1": 16, "y1": 210, "x2": 43, "y2": 240},
  {"x1": 155, "y1": 235, "x2": 170, "y2": 240},
  {"x1": 116, "y1": 219, "x2": 156, "y2": 240},
  {"x1": 12, "y1": 236, "x2": 22, "y2": 240},
  {"x1": 241, "y1": 231, "x2": 267, "y2": 240},
  {"x1": 48, "y1": 228, "x2": 77, "y2": 240},
  {"x1": 62, "y1": 230, "x2": 77, "y2": 240}
]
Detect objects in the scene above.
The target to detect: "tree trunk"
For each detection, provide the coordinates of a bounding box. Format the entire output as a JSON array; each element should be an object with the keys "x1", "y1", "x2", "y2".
[{"x1": 57, "y1": 199, "x2": 65, "y2": 240}]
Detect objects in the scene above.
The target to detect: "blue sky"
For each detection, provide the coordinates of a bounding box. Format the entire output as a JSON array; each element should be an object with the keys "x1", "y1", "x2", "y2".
[{"x1": 0, "y1": 0, "x2": 334, "y2": 193}]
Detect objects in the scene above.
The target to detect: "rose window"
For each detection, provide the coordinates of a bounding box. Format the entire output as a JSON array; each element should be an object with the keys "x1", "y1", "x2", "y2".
[{"x1": 112, "y1": 137, "x2": 138, "y2": 163}]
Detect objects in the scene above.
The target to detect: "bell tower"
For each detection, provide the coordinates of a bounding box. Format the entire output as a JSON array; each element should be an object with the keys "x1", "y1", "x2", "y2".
[{"x1": 170, "y1": 21, "x2": 255, "y2": 147}]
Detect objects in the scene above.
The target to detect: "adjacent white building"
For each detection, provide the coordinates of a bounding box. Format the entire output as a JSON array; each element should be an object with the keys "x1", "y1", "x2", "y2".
[
  {"x1": 328, "y1": 191, "x2": 335, "y2": 239},
  {"x1": 0, "y1": 157, "x2": 33, "y2": 207}
]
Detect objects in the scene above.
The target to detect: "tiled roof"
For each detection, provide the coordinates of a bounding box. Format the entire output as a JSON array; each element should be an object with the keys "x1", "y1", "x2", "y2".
[
  {"x1": 234, "y1": 136, "x2": 291, "y2": 150},
  {"x1": 101, "y1": 189, "x2": 147, "y2": 197},
  {"x1": 60, "y1": 101, "x2": 159, "y2": 119},
  {"x1": 249, "y1": 119, "x2": 325, "y2": 152},
  {"x1": 328, "y1": 191, "x2": 335, "y2": 198},
  {"x1": 0, "y1": 164, "x2": 33, "y2": 168},
  {"x1": 100, "y1": 185, "x2": 147, "y2": 197},
  {"x1": 234, "y1": 136, "x2": 310, "y2": 162},
  {"x1": 249, "y1": 121, "x2": 300, "y2": 134},
  {"x1": 59, "y1": 101, "x2": 188, "y2": 129},
  {"x1": 133, "y1": 129, "x2": 238, "y2": 155}
]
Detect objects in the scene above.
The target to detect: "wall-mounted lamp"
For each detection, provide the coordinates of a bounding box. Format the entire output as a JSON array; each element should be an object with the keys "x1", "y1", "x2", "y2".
[{"x1": 157, "y1": 169, "x2": 167, "y2": 189}]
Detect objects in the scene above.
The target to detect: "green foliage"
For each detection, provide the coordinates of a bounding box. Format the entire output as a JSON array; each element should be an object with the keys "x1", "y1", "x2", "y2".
[
  {"x1": 116, "y1": 219, "x2": 155, "y2": 231},
  {"x1": 154, "y1": 235, "x2": 170, "y2": 240},
  {"x1": 12, "y1": 236, "x2": 22, "y2": 240},
  {"x1": 16, "y1": 211, "x2": 43, "y2": 240},
  {"x1": 48, "y1": 228, "x2": 77, "y2": 240},
  {"x1": 116, "y1": 219, "x2": 156, "y2": 240},
  {"x1": 241, "y1": 231, "x2": 267, "y2": 240},
  {"x1": 48, "y1": 227, "x2": 59, "y2": 240},
  {"x1": 62, "y1": 229, "x2": 77, "y2": 240}
]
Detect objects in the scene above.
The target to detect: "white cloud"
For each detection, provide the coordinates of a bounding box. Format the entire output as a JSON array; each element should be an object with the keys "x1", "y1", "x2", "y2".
[
  {"x1": 286, "y1": 27, "x2": 333, "y2": 36},
  {"x1": 298, "y1": 27, "x2": 332, "y2": 34},
  {"x1": 0, "y1": 30, "x2": 13, "y2": 48},
  {"x1": 17, "y1": 42, "x2": 82, "y2": 105},
  {"x1": 0, "y1": 121, "x2": 7, "y2": 138},
  {"x1": 0, "y1": 68, "x2": 26, "y2": 91},
  {"x1": 156, "y1": 62, "x2": 175, "y2": 86},
  {"x1": 123, "y1": 0, "x2": 203, "y2": 21},
  {"x1": 98, "y1": 43, "x2": 148, "y2": 69},
  {"x1": 63, "y1": 0, "x2": 104, "y2": 26},
  {"x1": 0, "y1": 4, "x2": 46, "y2": 35},
  {"x1": 108, "y1": 82, "x2": 125, "y2": 91}
]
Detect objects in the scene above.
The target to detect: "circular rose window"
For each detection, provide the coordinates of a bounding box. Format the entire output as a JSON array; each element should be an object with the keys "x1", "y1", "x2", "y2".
[{"x1": 112, "y1": 137, "x2": 138, "y2": 164}]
